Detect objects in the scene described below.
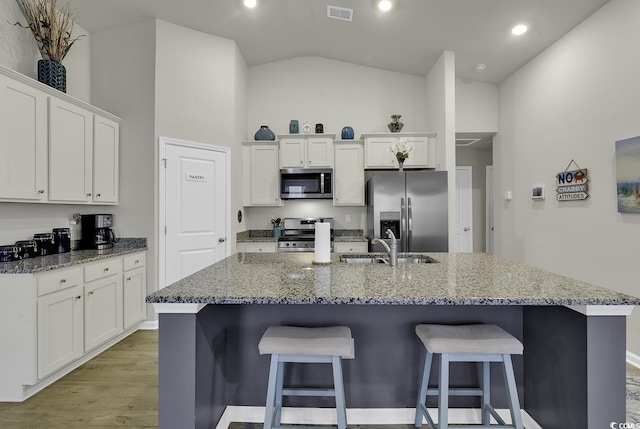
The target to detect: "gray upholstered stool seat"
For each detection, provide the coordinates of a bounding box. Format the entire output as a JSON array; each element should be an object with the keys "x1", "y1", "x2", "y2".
[
  {"x1": 414, "y1": 324, "x2": 523, "y2": 429},
  {"x1": 259, "y1": 326, "x2": 354, "y2": 429}
]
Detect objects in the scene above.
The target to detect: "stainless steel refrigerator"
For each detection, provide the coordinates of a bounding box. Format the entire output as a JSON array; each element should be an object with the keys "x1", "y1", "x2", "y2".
[{"x1": 366, "y1": 170, "x2": 448, "y2": 252}]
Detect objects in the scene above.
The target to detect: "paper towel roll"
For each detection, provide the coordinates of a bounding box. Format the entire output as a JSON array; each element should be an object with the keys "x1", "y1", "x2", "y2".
[{"x1": 314, "y1": 222, "x2": 331, "y2": 263}]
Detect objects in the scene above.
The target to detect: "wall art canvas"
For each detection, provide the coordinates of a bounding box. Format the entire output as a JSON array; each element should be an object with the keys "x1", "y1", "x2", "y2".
[{"x1": 616, "y1": 136, "x2": 640, "y2": 213}]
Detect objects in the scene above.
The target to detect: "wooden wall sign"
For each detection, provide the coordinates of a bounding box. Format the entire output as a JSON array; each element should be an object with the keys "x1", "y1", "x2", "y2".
[{"x1": 556, "y1": 160, "x2": 589, "y2": 201}]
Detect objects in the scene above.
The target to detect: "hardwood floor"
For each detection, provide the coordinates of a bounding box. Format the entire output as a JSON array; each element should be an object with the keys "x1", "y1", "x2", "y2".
[
  {"x1": 0, "y1": 330, "x2": 158, "y2": 428},
  {"x1": 1, "y1": 330, "x2": 639, "y2": 428}
]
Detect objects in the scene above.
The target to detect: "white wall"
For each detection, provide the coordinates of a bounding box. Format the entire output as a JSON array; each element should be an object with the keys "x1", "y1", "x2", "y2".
[
  {"x1": 455, "y1": 79, "x2": 498, "y2": 133},
  {"x1": 456, "y1": 147, "x2": 493, "y2": 252},
  {"x1": 0, "y1": 0, "x2": 91, "y2": 102},
  {"x1": 90, "y1": 20, "x2": 157, "y2": 310},
  {"x1": 495, "y1": 0, "x2": 640, "y2": 354},
  {"x1": 248, "y1": 57, "x2": 428, "y2": 138},
  {"x1": 425, "y1": 51, "x2": 457, "y2": 250},
  {"x1": 155, "y1": 20, "x2": 247, "y2": 253}
]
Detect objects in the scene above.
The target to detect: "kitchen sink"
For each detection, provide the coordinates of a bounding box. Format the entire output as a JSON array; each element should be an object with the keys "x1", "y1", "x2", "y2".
[{"x1": 339, "y1": 254, "x2": 435, "y2": 264}]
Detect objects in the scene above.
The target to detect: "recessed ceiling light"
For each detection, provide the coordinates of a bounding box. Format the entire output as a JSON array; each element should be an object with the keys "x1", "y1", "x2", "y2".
[
  {"x1": 378, "y1": 0, "x2": 393, "y2": 12},
  {"x1": 511, "y1": 24, "x2": 528, "y2": 36},
  {"x1": 243, "y1": 0, "x2": 257, "y2": 8}
]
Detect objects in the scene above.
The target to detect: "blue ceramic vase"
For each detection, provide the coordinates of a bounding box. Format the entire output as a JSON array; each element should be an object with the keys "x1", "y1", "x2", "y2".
[
  {"x1": 341, "y1": 126, "x2": 354, "y2": 139},
  {"x1": 289, "y1": 120, "x2": 299, "y2": 134},
  {"x1": 254, "y1": 125, "x2": 275, "y2": 141}
]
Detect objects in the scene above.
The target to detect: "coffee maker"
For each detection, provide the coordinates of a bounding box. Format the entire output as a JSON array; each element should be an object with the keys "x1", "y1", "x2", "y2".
[{"x1": 81, "y1": 214, "x2": 116, "y2": 250}]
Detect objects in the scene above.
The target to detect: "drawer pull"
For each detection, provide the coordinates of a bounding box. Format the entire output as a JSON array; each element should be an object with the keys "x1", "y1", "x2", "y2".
[
  {"x1": 104, "y1": 267, "x2": 109, "y2": 272},
  {"x1": 60, "y1": 278, "x2": 67, "y2": 283},
  {"x1": 75, "y1": 295, "x2": 81, "y2": 300}
]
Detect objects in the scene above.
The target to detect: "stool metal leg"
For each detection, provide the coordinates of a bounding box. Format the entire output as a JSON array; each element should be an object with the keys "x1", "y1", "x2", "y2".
[
  {"x1": 264, "y1": 354, "x2": 280, "y2": 429},
  {"x1": 438, "y1": 354, "x2": 450, "y2": 429},
  {"x1": 482, "y1": 361, "x2": 491, "y2": 425},
  {"x1": 414, "y1": 350, "x2": 433, "y2": 428},
  {"x1": 501, "y1": 354, "x2": 524, "y2": 429},
  {"x1": 274, "y1": 360, "x2": 285, "y2": 426},
  {"x1": 331, "y1": 356, "x2": 347, "y2": 429}
]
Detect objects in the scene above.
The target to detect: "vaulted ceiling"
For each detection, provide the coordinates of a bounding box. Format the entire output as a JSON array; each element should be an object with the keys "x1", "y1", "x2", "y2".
[{"x1": 66, "y1": 0, "x2": 609, "y2": 84}]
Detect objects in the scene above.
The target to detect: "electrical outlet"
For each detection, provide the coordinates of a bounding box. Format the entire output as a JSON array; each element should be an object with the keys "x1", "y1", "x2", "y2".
[{"x1": 345, "y1": 214, "x2": 352, "y2": 224}]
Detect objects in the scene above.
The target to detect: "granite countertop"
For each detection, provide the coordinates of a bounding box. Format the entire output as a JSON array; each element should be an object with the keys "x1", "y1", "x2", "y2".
[
  {"x1": 145, "y1": 252, "x2": 640, "y2": 306},
  {"x1": 0, "y1": 238, "x2": 148, "y2": 274}
]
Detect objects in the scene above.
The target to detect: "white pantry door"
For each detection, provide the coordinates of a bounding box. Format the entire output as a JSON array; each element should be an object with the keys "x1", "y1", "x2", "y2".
[
  {"x1": 455, "y1": 166, "x2": 473, "y2": 252},
  {"x1": 161, "y1": 139, "x2": 229, "y2": 287}
]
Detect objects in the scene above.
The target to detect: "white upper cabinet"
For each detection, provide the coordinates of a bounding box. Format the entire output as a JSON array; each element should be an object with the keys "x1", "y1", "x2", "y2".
[
  {"x1": 93, "y1": 115, "x2": 120, "y2": 204},
  {"x1": 0, "y1": 74, "x2": 48, "y2": 201},
  {"x1": 243, "y1": 141, "x2": 282, "y2": 206},
  {"x1": 334, "y1": 141, "x2": 364, "y2": 206},
  {"x1": 279, "y1": 135, "x2": 334, "y2": 168},
  {"x1": 0, "y1": 65, "x2": 120, "y2": 205},
  {"x1": 48, "y1": 98, "x2": 93, "y2": 203},
  {"x1": 362, "y1": 132, "x2": 436, "y2": 169}
]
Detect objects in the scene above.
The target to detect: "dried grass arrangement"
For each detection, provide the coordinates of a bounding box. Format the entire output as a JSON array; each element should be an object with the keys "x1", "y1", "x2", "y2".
[{"x1": 12, "y1": 0, "x2": 83, "y2": 63}]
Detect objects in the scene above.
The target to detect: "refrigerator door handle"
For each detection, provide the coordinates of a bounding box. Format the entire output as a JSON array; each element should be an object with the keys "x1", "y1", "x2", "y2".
[
  {"x1": 401, "y1": 197, "x2": 407, "y2": 252},
  {"x1": 408, "y1": 197, "x2": 413, "y2": 251}
]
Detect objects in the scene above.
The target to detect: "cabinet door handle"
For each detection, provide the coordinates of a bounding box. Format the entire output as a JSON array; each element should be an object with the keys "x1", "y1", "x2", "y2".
[
  {"x1": 135, "y1": 260, "x2": 140, "y2": 264},
  {"x1": 127, "y1": 277, "x2": 132, "y2": 281},
  {"x1": 96, "y1": 193, "x2": 101, "y2": 197},
  {"x1": 104, "y1": 267, "x2": 109, "y2": 272},
  {"x1": 38, "y1": 189, "x2": 45, "y2": 194},
  {"x1": 75, "y1": 295, "x2": 82, "y2": 300},
  {"x1": 86, "y1": 193, "x2": 92, "y2": 197},
  {"x1": 308, "y1": 160, "x2": 312, "y2": 164},
  {"x1": 60, "y1": 278, "x2": 67, "y2": 283},
  {"x1": 88, "y1": 291, "x2": 94, "y2": 296}
]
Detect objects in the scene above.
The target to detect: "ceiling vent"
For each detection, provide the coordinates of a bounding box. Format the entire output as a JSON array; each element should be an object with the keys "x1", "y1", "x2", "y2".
[
  {"x1": 327, "y1": 5, "x2": 353, "y2": 22},
  {"x1": 455, "y1": 138, "x2": 481, "y2": 147}
]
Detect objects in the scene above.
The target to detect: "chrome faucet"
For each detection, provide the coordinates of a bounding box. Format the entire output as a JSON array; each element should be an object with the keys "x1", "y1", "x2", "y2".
[{"x1": 371, "y1": 229, "x2": 398, "y2": 266}]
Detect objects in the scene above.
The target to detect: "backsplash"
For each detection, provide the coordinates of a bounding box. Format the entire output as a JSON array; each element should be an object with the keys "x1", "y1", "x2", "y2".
[{"x1": 244, "y1": 200, "x2": 366, "y2": 230}]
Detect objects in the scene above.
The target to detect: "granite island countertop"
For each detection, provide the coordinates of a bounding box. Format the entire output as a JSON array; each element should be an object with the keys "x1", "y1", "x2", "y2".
[
  {"x1": 0, "y1": 238, "x2": 148, "y2": 274},
  {"x1": 146, "y1": 252, "x2": 640, "y2": 306}
]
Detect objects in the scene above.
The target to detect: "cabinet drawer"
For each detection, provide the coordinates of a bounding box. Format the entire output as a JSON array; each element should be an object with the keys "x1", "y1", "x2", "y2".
[
  {"x1": 37, "y1": 266, "x2": 83, "y2": 297},
  {"x1": 84, "y1": 258, "x2": 122, "y2": 282},
  {"x1": 245, "y1": 242, "x2": 277, "y2": 253},
  {"x1": 123, "y1": 252, "x2": 146, "y2": 271},
  {"x1": 335, "y1": 242, "x2": 369, "y2": 253}
]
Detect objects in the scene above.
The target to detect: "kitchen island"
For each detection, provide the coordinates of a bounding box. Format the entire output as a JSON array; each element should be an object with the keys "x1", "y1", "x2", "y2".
[{"x1": 146, "y1": 252, "x2": 640, "y2": 429}]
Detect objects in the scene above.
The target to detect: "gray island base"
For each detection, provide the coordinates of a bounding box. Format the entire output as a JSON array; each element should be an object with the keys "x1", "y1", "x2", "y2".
[{"x1": 146, "y1": 252, "x2": 640, "y2": 429}]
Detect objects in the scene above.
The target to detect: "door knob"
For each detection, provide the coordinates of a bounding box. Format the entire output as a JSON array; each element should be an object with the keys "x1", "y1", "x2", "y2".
[
  {"x1": 463, "y1": 227, "x2": 470, "y2": 231},
  {"x1": 218, "y1": 237, "x2": 226, "y2": 242}
]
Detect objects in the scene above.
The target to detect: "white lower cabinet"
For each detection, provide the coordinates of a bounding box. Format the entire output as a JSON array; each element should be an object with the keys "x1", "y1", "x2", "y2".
[
  {"x1": 335, "y1": 242, "x2": 369, "y2": 253},
  {"x1": 84, "y1": 274, "x2": 123, "y2": 352},
  {"x1": 37, "y1": 285, "x2": 83, "y2": 379},
  {"x1": 123, "y1": 252, "x2": 147, "y2": 330},
  {"x1": 0, "y1": 250, "x2": 147, "y2": 401}
]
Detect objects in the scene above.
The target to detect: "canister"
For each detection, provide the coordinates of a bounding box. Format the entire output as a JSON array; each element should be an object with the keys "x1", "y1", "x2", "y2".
[
  {"x1": 15, "y1": 240, "x2": 38, "y2": 259},
  {"x1": 52, "y1": 228, "x2": 71, "y2": 253},
  {"x1": 34, "y1": 233, "x2": 55, "y2": 256},
  {"x1": 0, "y1": 245, "x2": 18, "y2": 262}
]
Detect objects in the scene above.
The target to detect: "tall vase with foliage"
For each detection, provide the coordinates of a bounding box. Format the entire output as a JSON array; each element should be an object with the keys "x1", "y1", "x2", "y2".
[
  {"x1": 388, "y1": 138, "x2": 413, "y2": 171},
  {"x1": 12, "y1": 0, "x2": 83, "y2": 92}
]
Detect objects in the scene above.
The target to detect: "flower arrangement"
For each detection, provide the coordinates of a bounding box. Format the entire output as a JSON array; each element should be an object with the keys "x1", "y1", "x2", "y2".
[
  {"x1": 388, "y1": 138, "x2": 414, "y2": 162},
  {"x1": 12, "y1": 0, "x2": 83, "y2": 63}
]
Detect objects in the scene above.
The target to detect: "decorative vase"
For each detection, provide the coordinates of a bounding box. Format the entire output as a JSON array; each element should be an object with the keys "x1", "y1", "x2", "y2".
[
  {"x1": 289, "y1": 120, "x2": 299, "y2": 134},
  {"x1": 302, "y1": 122, "x2": 312, "y2": 134},
  {"x1": 315, "y1": 123, "x2": 324, "y2": 133},
  {"x1": 37, "y1": 59, "x2": 66, "y2": 93},
  {"x1": 254, "y1": 125, "x2": 275, "y2": 141},
  {"x1": 388, "y1": 114, "x2": 404, "y2": 133},
  {"x1": 398, "y1": 159, "x2": 405, "y2": 171},
  {"x1": 341, "y1": 126, "x2": 354, "y2": 140},
  {"x1": 272, "y1": 226, "x2": 281, "y2": 238}
]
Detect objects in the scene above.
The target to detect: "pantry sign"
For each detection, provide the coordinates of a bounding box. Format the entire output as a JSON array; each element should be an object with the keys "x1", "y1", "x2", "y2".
[{"x1": 556, "y1": 160, "x2": 589, "y2": 201}]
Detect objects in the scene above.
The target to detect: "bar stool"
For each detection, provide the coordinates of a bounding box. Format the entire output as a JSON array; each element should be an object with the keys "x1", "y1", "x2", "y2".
[
  {"x1": 414, "y1": 324, "x2": 524, "y2": 429},
  {"x1": 258, "y1": 325, "x2": 354, "y2": 429}
]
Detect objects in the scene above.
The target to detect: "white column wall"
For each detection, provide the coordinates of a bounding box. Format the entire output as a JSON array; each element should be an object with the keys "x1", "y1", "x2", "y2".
[{"x1": 495, "y1": 0, "x2": 640, "y2": 353}]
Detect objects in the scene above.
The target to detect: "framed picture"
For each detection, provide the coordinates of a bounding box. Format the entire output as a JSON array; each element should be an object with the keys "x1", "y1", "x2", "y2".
[
  {"x1": 615, "y1": 136, "x2": 640, "y2": 213},
  {"x1": 532, "y1": 185, "x2": 545, "y2": 200}
]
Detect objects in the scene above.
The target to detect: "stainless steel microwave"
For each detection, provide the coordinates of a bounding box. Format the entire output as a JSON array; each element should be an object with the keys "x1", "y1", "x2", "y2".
[{"x1": 280, "y1": 168, "x2": 333, "y2": 199}]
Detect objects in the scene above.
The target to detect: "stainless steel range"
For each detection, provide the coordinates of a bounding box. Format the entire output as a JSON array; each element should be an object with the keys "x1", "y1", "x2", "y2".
[{"x1": 277, "y1": 217, "x2": 334, "y2": 252}]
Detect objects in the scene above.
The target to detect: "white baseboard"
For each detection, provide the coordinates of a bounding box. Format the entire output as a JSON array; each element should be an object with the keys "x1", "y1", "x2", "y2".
[
  {"x1": 627, "y1": 350, "x2": 640, "y2": 369},
  {"x1": 137, "y1": 320, "x2": 159, "y2": 330},
  {"x1": 216, "y1": 406, "x2": 542, "y2": 429}
]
